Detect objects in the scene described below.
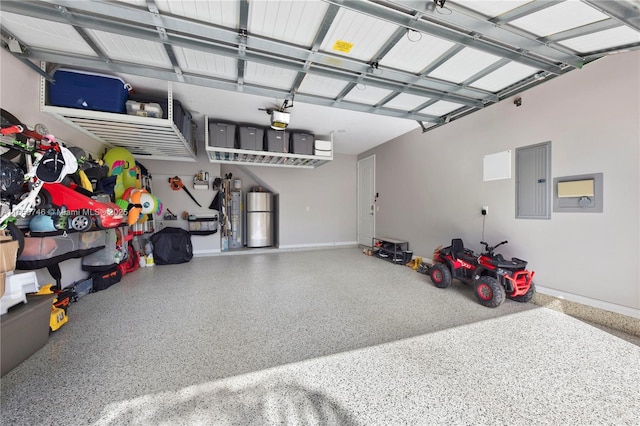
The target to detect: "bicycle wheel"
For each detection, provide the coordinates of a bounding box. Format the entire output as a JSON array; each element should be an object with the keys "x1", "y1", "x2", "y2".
[{"x1": 1, "y1": 109, "x2": 25, "y2": 160}]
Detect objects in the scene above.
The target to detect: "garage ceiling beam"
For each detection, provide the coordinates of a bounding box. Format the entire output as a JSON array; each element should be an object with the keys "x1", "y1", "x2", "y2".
[
  {"x1": 582, "y1": 0, "x2": 640, "y2": 32},
  {"x1": 289, "y1": 3, "x2": 340, "y2": 100},
  {"x1": 328, "y1": 0, "x2": 569, "y2": 73},
  {"x1": 540, "y1": 19, "x2": 623, "y2": 43},
  {"x1": 379, "y1": 0, "x2": 584, "y2": 69},
  {"x1": 488, "y1": 0, "x2": 561, "y2": 24},
  {"x1": 2, "y1": 0, "x2": 492, "y2": 107},
  {"x1": 23, "y1": 50, "x2": 444, "y2": 123}
]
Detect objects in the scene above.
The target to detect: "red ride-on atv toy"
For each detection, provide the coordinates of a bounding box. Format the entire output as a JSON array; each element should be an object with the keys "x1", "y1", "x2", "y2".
[{"x1": 429, "y1": 238, "x2": 535, "y2": 308}]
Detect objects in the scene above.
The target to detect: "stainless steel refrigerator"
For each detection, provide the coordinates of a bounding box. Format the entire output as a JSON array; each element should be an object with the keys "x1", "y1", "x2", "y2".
[{"x1": 246, "y1": 191, "x2": 273, "y2": 247}]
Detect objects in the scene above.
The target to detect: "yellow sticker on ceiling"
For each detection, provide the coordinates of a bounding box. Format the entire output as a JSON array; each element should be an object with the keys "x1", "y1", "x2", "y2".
[{"x1": 333, "y1": 40, "x2": 354, "y2": 53}]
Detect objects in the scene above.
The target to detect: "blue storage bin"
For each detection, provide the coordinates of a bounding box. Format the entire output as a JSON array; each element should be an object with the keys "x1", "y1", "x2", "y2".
[{"x1": 49, "y1": 69, "x2": 130, "y2": 113}]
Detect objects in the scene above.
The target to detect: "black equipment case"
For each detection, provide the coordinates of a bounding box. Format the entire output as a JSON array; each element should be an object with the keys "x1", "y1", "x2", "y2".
[{"x1": 150, "y1": 227, "x2": 193, "y2": 265}]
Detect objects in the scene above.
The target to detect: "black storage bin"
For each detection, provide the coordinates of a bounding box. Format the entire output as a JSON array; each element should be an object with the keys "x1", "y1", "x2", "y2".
[
  {"x1": 209, "y1": 122, "x2": 237, "y2": 148},
  {"x1": 238, "y1": 126, "x2": 265, "y2": 151},
  {"x1": 265, "y1": 129, "x2": 289, "y2": 153},
  {"x1": 290, "y1": 132, "x2": 315, "y2": 155}
]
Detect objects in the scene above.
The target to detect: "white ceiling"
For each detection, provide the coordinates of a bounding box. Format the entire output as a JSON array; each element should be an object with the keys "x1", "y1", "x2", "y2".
[
  {"x1": 120, "y1": 72, "x2": 420, "y2": 155},
  {"x1": 1, "y1": 0, "x2": 639, "y2": 155}
]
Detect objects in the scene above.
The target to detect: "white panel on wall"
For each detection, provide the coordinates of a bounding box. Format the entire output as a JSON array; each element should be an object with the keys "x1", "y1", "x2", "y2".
[{"x1": 483, "y1": 150, "x2": 511, "y2": 181}]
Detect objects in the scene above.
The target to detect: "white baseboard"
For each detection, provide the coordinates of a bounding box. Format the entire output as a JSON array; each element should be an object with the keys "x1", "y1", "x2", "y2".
[
  {"x1": 193, "y1": 249, "x2": 221, "y2": 257},
  {"x1": 193, "y1": 242, "x2": 358, "y2": 257},
  {"x1": 535, "y1": 285, "x2": 640, "y2": 319}
]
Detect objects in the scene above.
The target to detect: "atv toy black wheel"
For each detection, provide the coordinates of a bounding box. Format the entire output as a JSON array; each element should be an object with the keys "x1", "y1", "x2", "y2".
[
  {"x1": 509, "y1": 282, "x2": 536, "y2": 303},
  {"x1": 474, "y1": 276, "x2": 505, "y2": 308},
  {"x1": 429, "y1": 263, "x2": 452, "y2": 289}
]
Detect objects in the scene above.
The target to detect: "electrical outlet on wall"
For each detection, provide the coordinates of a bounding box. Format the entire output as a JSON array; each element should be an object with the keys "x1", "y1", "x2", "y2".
[{"x1": 482, "y1": 206, "x2": 488, "y2": 215}]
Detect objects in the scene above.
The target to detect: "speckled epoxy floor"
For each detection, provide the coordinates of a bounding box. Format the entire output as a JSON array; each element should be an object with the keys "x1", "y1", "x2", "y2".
[{"x1": 2, "y1": 248, "x2": 639, "y2": 425}]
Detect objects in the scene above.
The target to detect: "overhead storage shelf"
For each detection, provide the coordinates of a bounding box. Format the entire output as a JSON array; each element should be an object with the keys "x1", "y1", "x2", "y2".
[
  {"x1": 39, "y1": 71, "x2": 197, "y2": 162},
  {"x1": 204, "y1": 116, "x2": 333, "y2": 169}
]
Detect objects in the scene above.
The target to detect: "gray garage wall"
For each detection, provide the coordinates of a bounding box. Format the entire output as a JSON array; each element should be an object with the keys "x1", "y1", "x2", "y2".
[
  {"x1": 360, "y1": 51, "x2": 640, "y2": 314},
  {"x1": 142, "y1": 153, "x2": 358, "y2": 253},
  {"x1": 0, "y1": 49, "x2": 105, "y2": 155},
  {"x1": 219, "y1": 154, "x2": 358, "y2": 249}
]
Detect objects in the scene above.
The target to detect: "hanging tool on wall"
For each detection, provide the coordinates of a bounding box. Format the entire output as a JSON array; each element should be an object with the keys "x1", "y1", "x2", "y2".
[
  {"x1": 163, "y1": 208, "x2": 178, "y2": 220},
  {"x1": 168, "y1": 176, "x2": 202, "y2": 207}
]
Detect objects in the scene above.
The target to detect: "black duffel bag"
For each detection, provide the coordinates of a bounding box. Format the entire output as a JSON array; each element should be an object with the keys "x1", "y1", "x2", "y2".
[
  {"x1": 150, "y1": 227, "x2": 193, "y2": 265},
  {"x1": 90, "y1": 267, "x2": 122, "y2": 292}
]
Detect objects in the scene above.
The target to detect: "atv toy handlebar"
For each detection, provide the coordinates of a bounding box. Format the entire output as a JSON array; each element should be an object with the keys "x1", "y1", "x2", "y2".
[{"x1": 480, "y1": 240, "x2": 508, "y2": 256}]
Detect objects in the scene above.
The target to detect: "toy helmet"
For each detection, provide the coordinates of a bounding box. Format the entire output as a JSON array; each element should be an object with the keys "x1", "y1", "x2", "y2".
[
  {"x1": 29, "y1": 214, "x2": 57, "y2": 233},
  {"x1": 0, "y1": 157, "x2": 24, "y2": 196},
  {"x1": 36, "y1": 145, "x2": 78, "y2": 183}
]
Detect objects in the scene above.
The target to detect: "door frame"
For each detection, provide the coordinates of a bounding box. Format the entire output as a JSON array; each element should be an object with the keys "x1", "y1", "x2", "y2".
[{"x1": 357, "y1": 154, "x2": 375, "y2": 246}]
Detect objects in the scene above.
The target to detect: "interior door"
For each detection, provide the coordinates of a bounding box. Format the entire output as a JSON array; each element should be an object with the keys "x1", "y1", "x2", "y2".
[{"x1": 357, "y1": 155, "x2": 375, "y2": 246}]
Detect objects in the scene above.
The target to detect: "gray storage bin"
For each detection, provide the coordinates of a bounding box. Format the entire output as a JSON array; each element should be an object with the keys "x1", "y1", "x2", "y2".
[
  {"x1": 290, "y1": 132, "x2": 315, "y2": 155},
  {"x1": 209, "y1": 122, "x2": 236, "y2": 148},
  {"x1": 238, "y1": 126, "x2": 265, "y2": 151},
  {"x1": 265, "y1": 129, "x2": 289, "y2": 153}
]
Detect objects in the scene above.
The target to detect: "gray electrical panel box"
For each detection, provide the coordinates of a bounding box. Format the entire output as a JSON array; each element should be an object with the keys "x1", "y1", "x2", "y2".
[{"x1": 516, "y1": 141, "x2": 551, "y2": 219}]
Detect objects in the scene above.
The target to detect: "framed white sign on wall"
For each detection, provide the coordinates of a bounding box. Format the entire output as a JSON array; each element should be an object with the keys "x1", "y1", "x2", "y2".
[{"x1": 483, "y1": 150, "x2": 511, "y2": 181}]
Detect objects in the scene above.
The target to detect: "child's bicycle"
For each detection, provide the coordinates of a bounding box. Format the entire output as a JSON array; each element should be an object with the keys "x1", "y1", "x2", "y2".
[{"x1": 1, "y1": 121, "x2": 77, "y2": 255}]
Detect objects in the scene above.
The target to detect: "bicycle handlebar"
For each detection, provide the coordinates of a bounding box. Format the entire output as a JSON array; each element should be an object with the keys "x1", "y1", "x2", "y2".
[{"x1": 1, "y1": 124, "x2": 59, "y2": 152}]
